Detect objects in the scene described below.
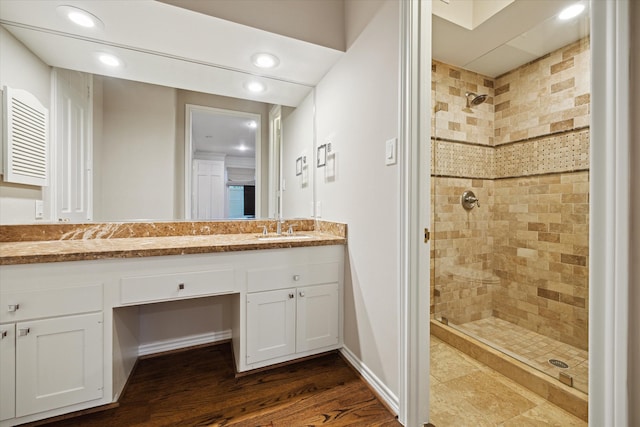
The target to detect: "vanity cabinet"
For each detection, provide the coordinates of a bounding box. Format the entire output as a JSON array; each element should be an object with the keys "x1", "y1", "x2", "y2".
[
  {"x1": 246, "y1": 282, "x2": 339, "y2": 364},
  {"x1": 0, "y1": 242, "x2": 344, "y2": 426},
  {"x1": 0, "y1": 278, "x2": 104, "y2": 424},
  {"x1": 243, "y1": 254, "x2": 342, "y2": 368},
  {"x1": 0, "y1": 325, "x2": 15, "y2": 421},
  {"x1": 13, "y1": 313, "x2": 103, "y2": 417},
  {"x1": 0, "y1": 315, "x2": 103, "y2": 421}
]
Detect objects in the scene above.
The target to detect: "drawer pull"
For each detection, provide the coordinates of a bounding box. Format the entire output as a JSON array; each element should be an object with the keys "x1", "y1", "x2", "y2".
[
  {"x1": 8, "y1": 304, "x2": 19, "y2": 312},
  {"x1": 18, "y1": 327, "x2": 30, "y2": 336},
  {"x1": 293, "y1": 275, "x2": 300, "y2": 281},
  {"x1": 299, "y1": 291, "x2": 305, "y2": 297},
  {"x1": 178, "y1": 283, "x2": 185, "y2": 290},
  {"x1": 288, "y1": 293, "x2": 294, "y2": 299}
]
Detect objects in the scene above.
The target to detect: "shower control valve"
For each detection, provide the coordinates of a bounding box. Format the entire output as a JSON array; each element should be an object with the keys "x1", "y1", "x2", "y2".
[{"x1": 461, "y1": 190, "x2": 480, "y2": 209}]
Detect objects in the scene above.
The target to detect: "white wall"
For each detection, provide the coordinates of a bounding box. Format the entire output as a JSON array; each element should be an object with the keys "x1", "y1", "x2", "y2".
[
  {"x1": 96, "y1": 78, "x2": 176, "y2": 220},
  {"x1": 0, "y1": 27, "x2": 51, "y2": 224},
  {"x1": 138, "y1": 295, "x2": 233, "y2": 350},
  {"x1": 315, "y1": 0, "x2": 400, "y2": 398},
  {"x1": 282, "y1": 91, "x2": 314, "y2": 218}
]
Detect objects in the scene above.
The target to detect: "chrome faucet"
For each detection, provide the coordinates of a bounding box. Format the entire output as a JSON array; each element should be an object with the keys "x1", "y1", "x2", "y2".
[{"x1": 276, "y1": 218, "x2": 284, "y2": 235}]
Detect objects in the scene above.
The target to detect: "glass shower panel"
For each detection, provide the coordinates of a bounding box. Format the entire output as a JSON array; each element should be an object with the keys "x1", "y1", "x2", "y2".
[
  {"x1": 431, "y1": 66, "x2": 496, "y2": 329},
  {"x1": 430, "y1": 5, "x2": 590, "y2": 395}
]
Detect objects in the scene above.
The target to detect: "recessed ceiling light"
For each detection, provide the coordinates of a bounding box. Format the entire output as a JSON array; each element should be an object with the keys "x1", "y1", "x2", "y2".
[
  {"x1": 247, "y1": 121, "x2": 257, "y2": 129},
  {"x1": 558, "y1": 3, "x2": 585, "y2": 20},
  {"x1": 251, "y1": 53, "x2": 280, "y2": 69},
  {"x1": 57, "y1": 5, "x2": 104, "y2": 30},
  {"x1": 245, "y1": 81, "x2": 266, "y2": 93},
  {"x1": 97, "y1": 53, "x2": 122, "y2": 67}
]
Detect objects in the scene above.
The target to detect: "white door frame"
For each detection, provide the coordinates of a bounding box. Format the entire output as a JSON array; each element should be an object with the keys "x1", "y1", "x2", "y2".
[
  {"x1": 398, "y1": 0, "x2": 431, "y2": 425},
  {"x1": 184, "y1": 104, "x2": 261, "y2": 219},
  {"x1": 589, "y1": 0, "x2": 631, "y2": 425},
  {"x1": 268, "y1": 105, "x2": 282, "y2": 219},
  {"x1": 399, "y1": 0, "x2": 632, "y2": 425}
]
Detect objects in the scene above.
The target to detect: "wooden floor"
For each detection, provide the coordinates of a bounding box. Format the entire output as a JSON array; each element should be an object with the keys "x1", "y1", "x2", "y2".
[{"x1": 42, "y1": 343, "x2": 400, "y2": 426}]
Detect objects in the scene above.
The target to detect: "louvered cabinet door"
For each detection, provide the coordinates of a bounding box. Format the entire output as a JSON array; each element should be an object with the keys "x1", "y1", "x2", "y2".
[{"x1": 2, "y1": 86, "x2": 49, "y2": 186}]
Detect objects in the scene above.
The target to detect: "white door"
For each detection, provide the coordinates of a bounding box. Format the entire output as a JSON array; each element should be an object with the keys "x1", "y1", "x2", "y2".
[
  {"x1": 246, "y1": 289, "x2": 296, "y2": 364},
  {"x1": 193, "y1": 159, "x2": 224, "y2": 219},
  {"x1": 296, "y1": 283, "x2": 339, "y2": 353},
  {"x1": 15, "y1": 313, "x2": 103, "y2": 417},
  {"x1": 0, "y1": 324, "x2": 15, "y2": 421},
  {"x1": 54, "y1": 68, "x2": 92, "y2": 222}
]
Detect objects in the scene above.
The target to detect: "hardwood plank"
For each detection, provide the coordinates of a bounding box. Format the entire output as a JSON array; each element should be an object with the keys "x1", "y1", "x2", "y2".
[{"x1": 41, "y1": 343, "x2": 400, "y2": 426}]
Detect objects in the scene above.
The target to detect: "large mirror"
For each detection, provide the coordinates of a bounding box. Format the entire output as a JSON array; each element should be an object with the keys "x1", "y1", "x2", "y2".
[{"x1": 0, "y1": 0, "x2": 342, "y2": 223}]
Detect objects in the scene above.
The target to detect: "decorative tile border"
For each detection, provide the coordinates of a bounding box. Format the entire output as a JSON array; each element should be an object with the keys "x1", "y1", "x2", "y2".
[{"x1": 432, "y1": 128, "x2": 589, "y2": 179}]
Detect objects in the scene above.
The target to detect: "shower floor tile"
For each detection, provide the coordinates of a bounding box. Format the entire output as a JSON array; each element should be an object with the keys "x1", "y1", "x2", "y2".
[
  {"x1": 430, "y1": 335, "x2": 587, "y2": 426},
  {"x1": 454, "y1": 316, "x2": 588, "y2": 393}
]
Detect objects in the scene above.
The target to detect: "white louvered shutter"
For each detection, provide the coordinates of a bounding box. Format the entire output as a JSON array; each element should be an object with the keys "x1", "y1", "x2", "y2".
[{"x1": 2, "y1": 86, "x2": 49, "y2": 186}]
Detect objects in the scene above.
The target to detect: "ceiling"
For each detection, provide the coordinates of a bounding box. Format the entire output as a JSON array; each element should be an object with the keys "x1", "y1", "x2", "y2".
[{"x1": 432, "y1": 0, "x2": 590, "y2": 78}]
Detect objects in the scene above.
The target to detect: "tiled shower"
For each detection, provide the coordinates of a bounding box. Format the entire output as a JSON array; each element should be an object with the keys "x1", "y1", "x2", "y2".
[{"x1": 430, "y1": 37, "x2": 590, "y2": 395}]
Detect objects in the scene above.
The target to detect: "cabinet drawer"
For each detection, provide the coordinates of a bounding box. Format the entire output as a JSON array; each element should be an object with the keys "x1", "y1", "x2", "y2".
[
  {"x1": 120, "y1": 268, "x2": 235, "y2": 305},
  {"x1": 247, "y1": 262, "x2": 340, "y2": 293},
  {"x1": 0, "y1": 284, "x2": 103, "y2": 323}
]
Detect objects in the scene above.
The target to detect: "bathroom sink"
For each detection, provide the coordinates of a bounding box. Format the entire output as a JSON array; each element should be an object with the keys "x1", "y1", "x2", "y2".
[{"x1": 257, "y1": 234, "x2": 312, "y2": 241}]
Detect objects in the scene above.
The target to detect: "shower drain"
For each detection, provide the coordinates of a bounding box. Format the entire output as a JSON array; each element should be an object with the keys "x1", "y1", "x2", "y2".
[{"x1": 548, "y1": 359, "x2": 569, "y2": 369}]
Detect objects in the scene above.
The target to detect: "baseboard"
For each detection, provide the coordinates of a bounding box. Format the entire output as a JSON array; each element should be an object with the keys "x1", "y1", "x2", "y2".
[
  {"x1": 339, "y1": 346, "x2": 399, "y2": 416},
  {"x1": 138, "y1": 330, "x2": 232, "y2": 357}
]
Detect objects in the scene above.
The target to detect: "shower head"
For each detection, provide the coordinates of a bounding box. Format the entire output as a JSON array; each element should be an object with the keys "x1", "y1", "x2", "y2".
[{"x1": 465, "y1": 92, "x2": 488, "y2": 107}]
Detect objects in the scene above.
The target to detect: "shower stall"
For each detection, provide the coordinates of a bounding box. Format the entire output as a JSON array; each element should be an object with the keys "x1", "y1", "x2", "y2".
[{"x1": 430, "y1": 32, "x2": 591, "y2": 398}]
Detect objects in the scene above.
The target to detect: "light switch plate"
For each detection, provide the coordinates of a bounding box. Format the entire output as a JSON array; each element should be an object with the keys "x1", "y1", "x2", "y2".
[
  {"x1": 35, "y1": 200, "x2": 44, "y2": 219},
  {"x1": 385, "y1": 138, "x2": 397, "y2": 165}
]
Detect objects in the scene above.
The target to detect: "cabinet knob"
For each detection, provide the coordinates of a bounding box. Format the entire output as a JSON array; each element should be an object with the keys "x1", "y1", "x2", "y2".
[
  {"x1": 1, "y1": 330, "x2": 7, "y2": 339},
  {"x1": 293, "y1": 275, "x2": 300, "y2": 281},
  {"x1": 178, "y1": 283, "x2": 185, "y2": 290},
  {"x1": 18, "y1": 327, "x2": 30, "y2": 336},
  {"x1": 288, "y1": 293, "x2": 294, "y2": 299},
  {"x1": 8, "y1": 304, "x2": 19, "y2": 312},
  {"x1": 299, "y1": 291, "x2": 305, "y2": 297}
]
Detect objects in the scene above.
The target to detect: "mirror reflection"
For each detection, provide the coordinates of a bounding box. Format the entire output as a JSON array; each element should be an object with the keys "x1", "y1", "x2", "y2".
[
  {"x1": 0, "y1": 0, "x2": 338, "y2": 224},
  {"x1": 91, "y1": 74, "x2": 275, "y2": 222}
]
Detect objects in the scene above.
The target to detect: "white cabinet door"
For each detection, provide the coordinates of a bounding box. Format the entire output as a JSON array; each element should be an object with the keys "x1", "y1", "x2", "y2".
[
  {"x1": 15, "y1": 312, "x2": 103, "y2": 417},
  {"x1": 246, "y1": 288, "x2": 296, "y2": 364},
  {"x1": 0, "y1": 324, "x2": 15, "y2": 421},
  {"x1": 296, "y1": 283, "x2": 339, "y2": 353}
]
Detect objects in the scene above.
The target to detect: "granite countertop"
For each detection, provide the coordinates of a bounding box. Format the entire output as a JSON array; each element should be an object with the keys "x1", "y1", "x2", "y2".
[{"x1": 0, "y1": 220, "x2": 347, "y2": 265}]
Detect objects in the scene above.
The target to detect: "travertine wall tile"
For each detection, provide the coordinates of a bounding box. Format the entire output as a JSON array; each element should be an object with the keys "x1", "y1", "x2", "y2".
[
  {"x1": 494, "y1": 37, "x2": 590, "y2": 144},
  {"x1": 431, "y1": 38, "x2": 590, "y2": 351},
  {"x1": 432, "y1": 60, "x2": 495, "y2": 146}
]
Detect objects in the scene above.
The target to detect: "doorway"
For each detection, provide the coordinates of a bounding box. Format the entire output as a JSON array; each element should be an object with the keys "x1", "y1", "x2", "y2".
[{"x1": 184, "y1": 105, "x2": 261, "y2": 220}]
